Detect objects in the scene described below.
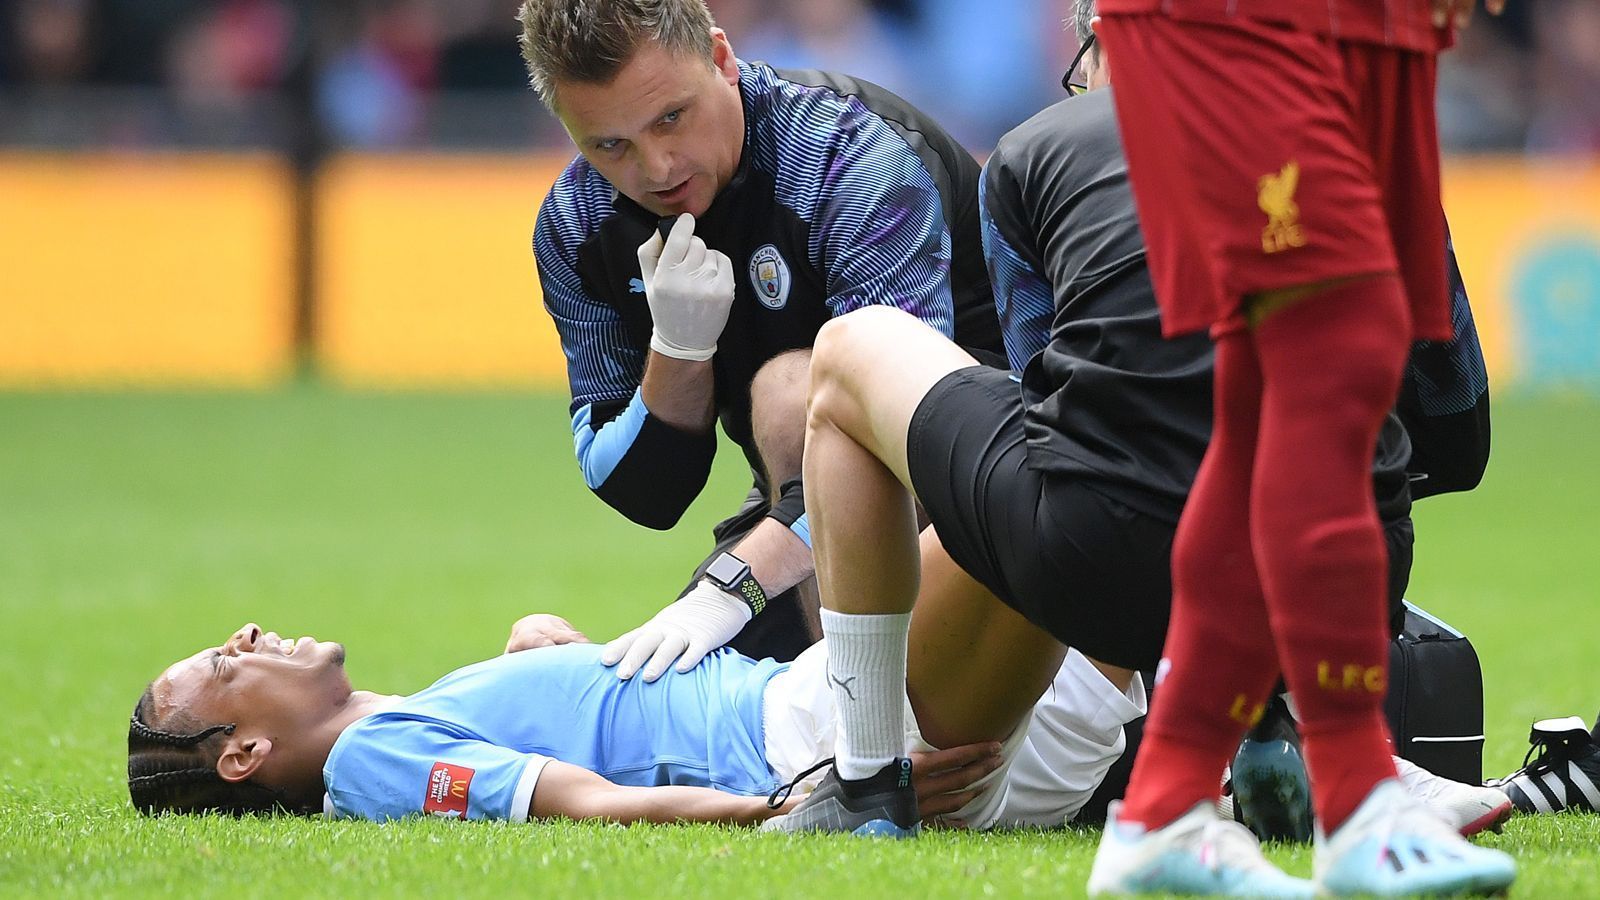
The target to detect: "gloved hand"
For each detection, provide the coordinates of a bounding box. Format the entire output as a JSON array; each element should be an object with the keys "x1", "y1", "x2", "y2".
[
  {"x1": 636, "y1": 213, "x2": 735, "y2": 361},
  {"x1": 601, "y1": 579, "x2": 753, "y2": 681}
]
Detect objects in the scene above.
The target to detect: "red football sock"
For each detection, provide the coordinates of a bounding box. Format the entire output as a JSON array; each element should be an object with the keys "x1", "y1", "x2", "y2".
[
  {"x1": 1252, "y1": 277, "x2": 1411, "y2": 833},
  {"x1": 1120, "y1": 332, "x2": 1280, "y2": 830}
]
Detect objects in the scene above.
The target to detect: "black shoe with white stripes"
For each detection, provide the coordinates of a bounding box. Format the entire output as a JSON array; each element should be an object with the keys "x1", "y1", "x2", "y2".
[{"x1": 1488, "y1": 716, "x2": 1600, "y2": 814}]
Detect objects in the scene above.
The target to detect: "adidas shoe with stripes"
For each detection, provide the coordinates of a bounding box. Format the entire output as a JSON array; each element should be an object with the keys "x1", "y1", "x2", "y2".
[{"x1": 1489, "y1": 715, "x2": 1600, "y2": 815}]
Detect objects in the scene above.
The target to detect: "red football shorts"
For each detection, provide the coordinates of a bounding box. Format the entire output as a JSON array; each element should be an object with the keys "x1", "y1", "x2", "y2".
[{"x1": 1097, "y1": 13, "x2": 1452, "y2": 341}]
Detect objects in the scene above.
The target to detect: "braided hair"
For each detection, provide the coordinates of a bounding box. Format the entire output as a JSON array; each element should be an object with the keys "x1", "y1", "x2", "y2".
[{"x1": 126, "y1": 686, "x2": 308, "y2": 816}]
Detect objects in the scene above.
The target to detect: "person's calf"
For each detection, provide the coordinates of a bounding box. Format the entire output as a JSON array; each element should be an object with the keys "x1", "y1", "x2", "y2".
[{"x1": 750, "y1": 348, "x2": 812, "y2": 490}]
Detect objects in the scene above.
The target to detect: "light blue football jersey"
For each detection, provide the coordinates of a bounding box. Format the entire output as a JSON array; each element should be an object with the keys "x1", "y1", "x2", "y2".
[{"x1": 323, "y1": 644, "x2": 787, "y2": 822}]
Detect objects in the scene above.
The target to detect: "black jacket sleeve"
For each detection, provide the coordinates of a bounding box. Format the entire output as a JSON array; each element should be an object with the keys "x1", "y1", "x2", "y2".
[
  {"x1": 1399, "y1": 237, "x2": 1491, "y2": 500},
  {"x1": 582, "y1": 396, "x2": 718, "y2": 530}
]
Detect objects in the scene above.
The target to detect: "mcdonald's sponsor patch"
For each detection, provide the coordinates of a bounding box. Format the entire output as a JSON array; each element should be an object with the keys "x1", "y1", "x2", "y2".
[{"x1": 423, "y1": 762, "x2": 474, "y2": 818}]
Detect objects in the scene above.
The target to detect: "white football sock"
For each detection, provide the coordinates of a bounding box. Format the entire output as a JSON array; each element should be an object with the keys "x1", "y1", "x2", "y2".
[{"x1": 821, "y1": 608, "x2": 910, "y2": 781}]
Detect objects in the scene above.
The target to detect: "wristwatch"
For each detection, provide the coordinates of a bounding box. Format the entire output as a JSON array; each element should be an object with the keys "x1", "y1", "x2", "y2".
[{"x1": 704, "y1": 552, "x2": 767, "y2": 616}]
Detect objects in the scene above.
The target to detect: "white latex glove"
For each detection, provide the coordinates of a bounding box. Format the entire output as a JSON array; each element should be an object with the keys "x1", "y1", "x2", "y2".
[
  {"x1": 601, "y1": 580, "x2": 753, "y2": 682},
  {"x1": 636, "y1": 213, "x2": 735, "y2": 362}
]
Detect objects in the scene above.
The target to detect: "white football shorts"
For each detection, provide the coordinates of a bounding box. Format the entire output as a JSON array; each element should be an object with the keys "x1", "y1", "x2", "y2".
[{"x1": 761, "y1": 641, "x2": 1147, "y2": 829}]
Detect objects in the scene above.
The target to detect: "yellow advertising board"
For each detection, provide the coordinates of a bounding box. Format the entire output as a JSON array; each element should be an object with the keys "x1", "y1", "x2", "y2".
[
  {"x1": 1, "y1": 152, "x2": 1595, "y2": 390},
  {"x1": 314, "y1": 153, "x2": 570, "y2": 387},
  {"x1": 0, "y1": 153, "x2": 294, "y2": 386},
  {"x1": 1443, "y1": 157, "x2": 1600, "y2": 389}
]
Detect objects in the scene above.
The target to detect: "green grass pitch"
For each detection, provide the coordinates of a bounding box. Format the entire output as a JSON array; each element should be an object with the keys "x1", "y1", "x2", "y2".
[{"x1": 1, "y1": 388, "x2": 1597, "y2": 897}]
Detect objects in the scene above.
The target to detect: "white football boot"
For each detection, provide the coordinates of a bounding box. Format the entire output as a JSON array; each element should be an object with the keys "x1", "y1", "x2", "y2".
[
  {"x1": 1315, "y1": 779, "x2": 1516, "y2": 896},
  {"x1": 1088, "y1": 800, "x2": 1313, "y2": 897},
  {"x1": 1391, "y1": 755, "x2": 1513, "y2": 836}
]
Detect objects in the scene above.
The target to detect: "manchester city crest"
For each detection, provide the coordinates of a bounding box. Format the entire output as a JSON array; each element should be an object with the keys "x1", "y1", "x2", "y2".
[{"x1": 747, "y1": 244, "x2": 791, "y2": 310}]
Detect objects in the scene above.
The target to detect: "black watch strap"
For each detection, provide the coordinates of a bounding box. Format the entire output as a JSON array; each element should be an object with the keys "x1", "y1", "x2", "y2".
[{"x1": 704, "y1": 552, "x2": 767, "y2": 616}]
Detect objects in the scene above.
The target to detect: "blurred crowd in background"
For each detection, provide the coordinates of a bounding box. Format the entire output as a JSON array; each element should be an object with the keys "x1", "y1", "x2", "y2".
[{"x1": 0, "y1": 0, "x2": 1596, "y2": 155}]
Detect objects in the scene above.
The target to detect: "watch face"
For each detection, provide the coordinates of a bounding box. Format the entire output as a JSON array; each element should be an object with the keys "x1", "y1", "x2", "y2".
[{"x1": 706, "y1": 553, "x2": 748, "y2": 586}]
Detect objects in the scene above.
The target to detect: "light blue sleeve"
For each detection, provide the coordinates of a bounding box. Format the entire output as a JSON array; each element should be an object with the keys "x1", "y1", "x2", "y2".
[
  {"x1": 324, "y1": 719, "x2": 552, "y2": 823},
  {"x1": 572, "y1": 389, "x2": 650, "y2": 490}
]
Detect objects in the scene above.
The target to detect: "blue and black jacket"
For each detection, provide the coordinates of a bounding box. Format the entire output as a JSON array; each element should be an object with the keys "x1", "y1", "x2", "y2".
[{"x1": 534, "y1": 60, "x2": 1002, "y2": 530}]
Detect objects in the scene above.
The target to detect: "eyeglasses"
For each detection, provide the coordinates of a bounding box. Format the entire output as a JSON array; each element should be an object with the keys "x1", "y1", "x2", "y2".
[{"x1": 1061, "y1": 33, "x2": 1096, "y2": 95}]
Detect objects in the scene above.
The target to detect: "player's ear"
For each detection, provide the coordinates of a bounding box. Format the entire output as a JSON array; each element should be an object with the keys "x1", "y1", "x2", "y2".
[
  {"x1": 710, "y1": 28, "x2": 739, "y2": 83},
  {"x1": 1086, "y1": 17, "x2": 1110, "y2": 88},
  {"x1": 216, "y1": 736, "x2": 274, "y2": 783}
]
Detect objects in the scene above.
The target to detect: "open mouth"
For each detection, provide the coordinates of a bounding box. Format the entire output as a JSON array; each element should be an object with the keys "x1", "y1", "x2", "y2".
[
  {"x1": 265, "y1": 634, "x2": 311, "y2": 656},
  {"x1": 652, "y1": 178, "x2": 691, "y2": 204}
]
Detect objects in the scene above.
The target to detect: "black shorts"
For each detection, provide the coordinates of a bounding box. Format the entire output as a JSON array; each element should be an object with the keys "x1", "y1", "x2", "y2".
[
  {"x1": 906, "y1": 366, "x2": 1177, "y2": 671},
  {"x1": 906, "y1": 366, "x2": 1418, "y2": 671}
]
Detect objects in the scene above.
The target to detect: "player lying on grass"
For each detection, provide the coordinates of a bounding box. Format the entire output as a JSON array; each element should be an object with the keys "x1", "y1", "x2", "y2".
[
  {"x1": 125, "y1": 605, "x2": 1145, "y2": 828},
  {"x1": 125, "y1": 605, "x2": 1510, "y2": 830}
]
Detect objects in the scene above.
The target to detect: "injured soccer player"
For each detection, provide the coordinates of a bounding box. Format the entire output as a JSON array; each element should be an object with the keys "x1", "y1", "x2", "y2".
[{"x1": 125, "y1": 587, "x2": 1147, "y2": 828}]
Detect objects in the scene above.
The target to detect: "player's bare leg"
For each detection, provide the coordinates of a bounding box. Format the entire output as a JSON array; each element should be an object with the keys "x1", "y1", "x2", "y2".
[
  {"x1": 749, "y1": 349, "x2": 821, "y2": 640},
  {"x1": 906, "y1": 530, "x2": 1068, "y2": 749},
  {"x1": 763, "y1": 307, "x2": 989, "y2": 836},
  {"x1": 905, "y1": 529, "x2": 1141, "y2": 828},
  {"x1": 768, "y1": 307, "x2": 1141, "y2": 836},
  {"x1": 801, "y1": 309, "x2": 976, "y2": 829}
]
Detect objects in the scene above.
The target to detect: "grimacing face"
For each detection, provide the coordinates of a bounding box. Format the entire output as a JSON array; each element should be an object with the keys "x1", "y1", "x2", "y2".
[
  {"x1": 553, "y1": 28, "x2": 745, "y2": 218},
  {"x1": 153, "y1": 624, "x2": 352, "y2": 760}
]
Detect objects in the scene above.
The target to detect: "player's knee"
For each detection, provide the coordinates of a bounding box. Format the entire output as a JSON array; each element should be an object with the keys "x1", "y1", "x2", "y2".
[
  {"x1": 1171, "y1": 527, "x2": 1253, "y2": 610},
  {"x1": 751, "y1": 349, "x2": 811, "y2": 421},
  {"x1": 1288, "y1": 334, "x2": 1407, "y2": 431},
  {"x1": 812, "y1": 307, "x2": 918, "y2": 385},
  {"x1": 1257, "y1": 277, "x2": 1410, "y2": 418},
  {"x1": 812, "y1": 309, "x2": 900, "y2": 423},
  {"x1": 811, "y1": 307, "x2": 931, "y2": 439}
]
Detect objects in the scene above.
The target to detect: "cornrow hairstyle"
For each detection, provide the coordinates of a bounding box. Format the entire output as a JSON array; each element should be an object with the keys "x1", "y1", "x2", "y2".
[
  {"x1": 126, "y1": 686, "x2": 308, "y2": 816},
  {"x1": 516, "y1": 0, "x2": 716, "y2": 107}
]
